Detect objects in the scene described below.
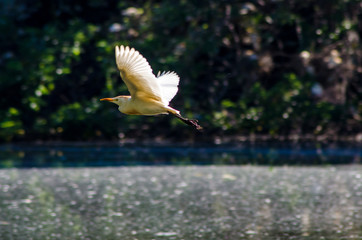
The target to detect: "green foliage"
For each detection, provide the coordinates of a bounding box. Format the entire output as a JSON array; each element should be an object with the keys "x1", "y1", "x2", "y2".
[{"x1": 0, "y1": 0, "x2": 360, "y2": 142}]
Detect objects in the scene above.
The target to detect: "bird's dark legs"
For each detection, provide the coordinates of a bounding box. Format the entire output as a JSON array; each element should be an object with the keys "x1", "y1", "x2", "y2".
[{"x1": 169, "y1": 112, "x2": 202, "y2": 131}]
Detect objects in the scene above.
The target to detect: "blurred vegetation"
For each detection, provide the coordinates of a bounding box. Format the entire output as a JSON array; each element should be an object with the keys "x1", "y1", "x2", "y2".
[{"x1": 0, "y1": 0, "x2": 361, "y2": 142}]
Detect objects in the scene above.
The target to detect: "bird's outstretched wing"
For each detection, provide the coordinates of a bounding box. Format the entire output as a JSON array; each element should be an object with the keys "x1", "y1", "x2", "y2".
[
  {"x1": 115, "y1": 45, "x2": 162, "y2": 101},
  {"x1": 157, "y1": 71, "x2": 180, "y2": 105}
]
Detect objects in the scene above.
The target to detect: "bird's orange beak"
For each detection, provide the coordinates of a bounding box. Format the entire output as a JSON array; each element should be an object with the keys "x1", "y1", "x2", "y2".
[{"x1": 100, "y1": 98, "x2": 115, "y2": 102}]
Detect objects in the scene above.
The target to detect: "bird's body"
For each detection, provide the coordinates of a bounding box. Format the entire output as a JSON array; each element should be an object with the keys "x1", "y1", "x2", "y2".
[
  {"x1": 114, "y1": 95, "x2": 178, "y2": 116},
  {"x1": 100, "y1": 45, "x2": 202, "y2": 130}
]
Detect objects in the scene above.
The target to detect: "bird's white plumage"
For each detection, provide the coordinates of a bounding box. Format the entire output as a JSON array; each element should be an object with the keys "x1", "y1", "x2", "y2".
[
  {"x1": 115, "y1": 45, "x2": 179, "y2": 104},
  {"x1": 101, "y1": 45, "x2": 202, "y2": 130},
  {"x1": 115, "y1": 45, "x2": 162, "y2": 101},
  {"x1": 157, "y1": 71, "x2": 180, "y2": 105}
]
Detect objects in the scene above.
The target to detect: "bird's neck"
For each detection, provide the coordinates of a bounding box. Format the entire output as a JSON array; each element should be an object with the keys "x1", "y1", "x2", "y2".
[{"x1": 117, "y1": 97, "x2": 133, "y2": 113}]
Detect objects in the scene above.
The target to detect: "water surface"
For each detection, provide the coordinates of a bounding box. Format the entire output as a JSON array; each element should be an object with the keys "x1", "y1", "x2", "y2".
[
  {"x1": 0, "y1": 166, "x2": 361, "y2": 239},
  {"x1": 0, "y1": 142, "x2": 360, "y2": 168},
  {"x1": 0, "y1": 143, "x2": 361, "y2": 239}
]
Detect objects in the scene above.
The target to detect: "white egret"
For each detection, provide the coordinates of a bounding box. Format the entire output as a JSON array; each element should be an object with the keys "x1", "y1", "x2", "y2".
[{"x1": 100, "y1": 45, "x2": 202, "y2": 131}]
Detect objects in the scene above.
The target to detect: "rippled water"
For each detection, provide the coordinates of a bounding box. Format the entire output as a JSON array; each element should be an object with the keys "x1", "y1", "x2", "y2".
[
  {"x1": 0, "y1": 166, "x2": 361, "y2": 239},
  {"x1": 0, "y1": 143, "x2": 361, "y2": 239}
]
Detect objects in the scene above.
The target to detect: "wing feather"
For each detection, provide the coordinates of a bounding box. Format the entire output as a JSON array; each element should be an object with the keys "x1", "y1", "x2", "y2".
[
  {"x1": 157, "y1": 71, "x2": 180, "y2": 105},
  {"x1": 115, "y1": 45, "x2": 162, "y2": 101}
]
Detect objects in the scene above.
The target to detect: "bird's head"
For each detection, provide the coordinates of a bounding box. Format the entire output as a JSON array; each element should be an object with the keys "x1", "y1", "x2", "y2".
[{"x1": 100, "y1": 96, "x2": 130, "y2": 106}]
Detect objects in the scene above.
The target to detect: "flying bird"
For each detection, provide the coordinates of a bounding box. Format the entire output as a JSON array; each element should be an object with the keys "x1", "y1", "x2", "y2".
[{"x1": 100, "y1": 45, "x2": 202, "y2": 131}]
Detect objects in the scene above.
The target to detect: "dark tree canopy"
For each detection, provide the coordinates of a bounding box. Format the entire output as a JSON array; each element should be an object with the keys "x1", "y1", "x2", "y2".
[{"x1": 0, "y1": 0, "x2": 361, "y2": 142}]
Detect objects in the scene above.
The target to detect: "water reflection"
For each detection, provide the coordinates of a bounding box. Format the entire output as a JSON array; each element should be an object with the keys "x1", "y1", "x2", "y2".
[{"x1": 0, "y1": 142, "x2": 360, "y2": 168}]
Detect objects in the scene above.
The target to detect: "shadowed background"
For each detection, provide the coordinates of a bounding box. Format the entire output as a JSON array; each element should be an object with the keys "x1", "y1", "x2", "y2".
[{"x1": 0, "y1": 0, "x2": 361, "y2": 142}]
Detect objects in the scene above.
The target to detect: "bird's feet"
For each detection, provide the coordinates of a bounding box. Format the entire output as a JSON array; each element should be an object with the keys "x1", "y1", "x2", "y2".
[
  {"x1": 186, "y1": 119, "x2": 203, "y2": 131},
  {"x1": 170, "y1": 112, "x2": 202, "y2": 131}
]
